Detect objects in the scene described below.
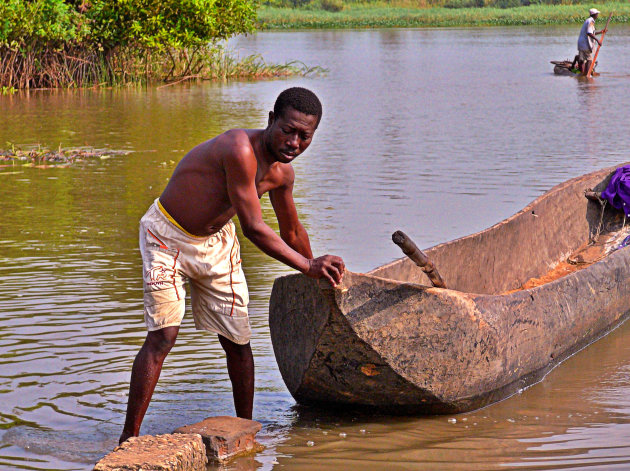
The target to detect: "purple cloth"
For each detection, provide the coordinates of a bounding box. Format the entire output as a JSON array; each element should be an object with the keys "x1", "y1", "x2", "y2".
[{"x1": 601, "y1": 165, "x2": 630, "y2": 217}]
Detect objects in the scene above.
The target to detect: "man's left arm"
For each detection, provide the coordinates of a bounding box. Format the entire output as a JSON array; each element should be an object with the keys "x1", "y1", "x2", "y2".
[{"x1": 269, "y1": 168, "x2": 313, "y2": 259}]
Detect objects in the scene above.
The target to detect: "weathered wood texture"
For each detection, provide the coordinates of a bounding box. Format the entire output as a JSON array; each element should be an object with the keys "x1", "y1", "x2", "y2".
[
  {"x1": 370, "y1": 166, "x2": 615, "y2": 293},
  {"x1": 392, "y1": 230, "x2": 446, "y2": 288},
  {"x1": 94, "y1": 434, "x2": 206, "y2": 471},
  {"x1": 269, "y1": 164, "x2": 630, "y2": 413},
  {"x1": 174, "y1": 416, "x2": 262, "y2": 462}
]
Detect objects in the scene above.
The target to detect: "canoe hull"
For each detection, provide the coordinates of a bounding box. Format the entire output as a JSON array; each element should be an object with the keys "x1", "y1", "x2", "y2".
[
  {"x1": 552, "y1": 61, "x2": 599, "y2": 77},
  {"x1": 270, "y1": 165, "x2": 630, "y2": 413}
]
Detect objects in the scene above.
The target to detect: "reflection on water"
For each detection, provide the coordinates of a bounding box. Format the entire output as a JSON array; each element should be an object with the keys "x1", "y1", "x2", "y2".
[{"x1": 1, "y1": 25, "x2": 630, "y2": 470}]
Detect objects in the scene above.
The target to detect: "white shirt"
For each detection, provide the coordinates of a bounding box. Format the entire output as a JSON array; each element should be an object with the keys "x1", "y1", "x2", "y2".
[{"x1": 578, "y1": 17, "x2": 596, "y2": 52}]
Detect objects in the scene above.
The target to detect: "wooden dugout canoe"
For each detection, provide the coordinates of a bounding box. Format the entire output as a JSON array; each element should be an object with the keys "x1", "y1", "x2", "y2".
[
  {"x1": 551, "y1": 60, "x2": 599, "y2": 77},
  {"x1": 269, "y1": 164, "x2": 630, "y2": 414}
]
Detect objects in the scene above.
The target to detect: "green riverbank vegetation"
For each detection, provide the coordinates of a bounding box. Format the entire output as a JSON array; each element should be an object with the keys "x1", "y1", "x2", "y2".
[
  {"x1": 3, "y1": 1, "x2": 626, "y2": 89},
  {"x1": 257, "y1": 1, "x2": 629, "y2": 29},
  {"x1": 0, "y1": 0, "x2": 320, "y2": 90}
]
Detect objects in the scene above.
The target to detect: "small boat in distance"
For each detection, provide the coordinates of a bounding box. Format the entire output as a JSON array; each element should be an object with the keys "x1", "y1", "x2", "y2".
[
  {"x1": 551, "y1": 60, "x2": 599, "y2": 76},
  {"x1": 270, "y1": 164, "x2": 630, "y2": 414}
]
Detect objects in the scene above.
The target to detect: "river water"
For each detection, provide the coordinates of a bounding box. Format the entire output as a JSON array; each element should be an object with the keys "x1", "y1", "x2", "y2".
[{"x1": 1, "y1": 25, "x2": 630, "y2": 470}]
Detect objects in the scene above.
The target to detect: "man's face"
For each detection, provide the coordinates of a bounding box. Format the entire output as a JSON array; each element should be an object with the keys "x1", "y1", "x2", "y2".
[{"x1": 266, "y1": 107, "x2": 318, "y2": 164}]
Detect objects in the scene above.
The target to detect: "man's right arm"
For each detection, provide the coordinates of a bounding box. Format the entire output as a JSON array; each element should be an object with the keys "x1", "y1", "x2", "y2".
[
  {"x1": 223, "y1": 141, "x2": 344, "y2": 286},
  {"x1": 588, "y1": 32, "x2": 602, "y2": 46},
  {"x1": 588, "y1": 20, "x2": 602, "y2": 46}
]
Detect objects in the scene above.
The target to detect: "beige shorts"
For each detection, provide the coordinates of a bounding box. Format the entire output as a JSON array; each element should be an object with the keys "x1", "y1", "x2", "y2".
[
  {"x1": 139, "y1": 199, "x2": 251, "y2": 344},
  {"x1": 578, "y1": 49, "x2": 593, "y2": 61}
]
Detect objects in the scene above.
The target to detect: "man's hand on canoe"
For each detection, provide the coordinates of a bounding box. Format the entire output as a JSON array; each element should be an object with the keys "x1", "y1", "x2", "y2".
[{"x1": 306, "y1": 255, "x2": 345, "y2": 287}]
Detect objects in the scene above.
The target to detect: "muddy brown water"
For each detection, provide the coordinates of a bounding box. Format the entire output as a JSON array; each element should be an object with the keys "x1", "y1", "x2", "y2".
[{"x1": 2, "y1": 26, "x2": 630, "y2": 470}]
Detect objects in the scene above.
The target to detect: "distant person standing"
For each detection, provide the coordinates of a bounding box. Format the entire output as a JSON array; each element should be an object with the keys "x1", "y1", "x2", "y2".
[{"x1": 570, "y1": 8, "x2": 606, "y2": 75}]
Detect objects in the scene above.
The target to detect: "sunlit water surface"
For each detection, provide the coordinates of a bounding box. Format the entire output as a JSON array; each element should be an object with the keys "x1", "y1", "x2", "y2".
[{"x1": 2, "y1": 25, "x2": 630, "y2": 470}]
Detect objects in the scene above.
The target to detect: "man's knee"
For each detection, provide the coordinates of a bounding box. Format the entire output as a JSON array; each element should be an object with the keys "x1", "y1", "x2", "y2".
[
  {"x1": 144, "y1": 326, "x2": 179, "y2": 356},
  {"x1": 219, "y1": 335, "x2": 252, "y2": 359}
]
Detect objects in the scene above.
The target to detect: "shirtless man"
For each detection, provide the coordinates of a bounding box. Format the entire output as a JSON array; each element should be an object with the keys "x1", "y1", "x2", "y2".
[{"x1": 119, "y1": 87, "x2": 345, "y2": 443}]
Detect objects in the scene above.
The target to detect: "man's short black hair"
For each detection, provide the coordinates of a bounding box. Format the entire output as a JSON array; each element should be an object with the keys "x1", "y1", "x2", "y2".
[{"x1": 273, "y1": 87, "x2": 322, "y2": 125}]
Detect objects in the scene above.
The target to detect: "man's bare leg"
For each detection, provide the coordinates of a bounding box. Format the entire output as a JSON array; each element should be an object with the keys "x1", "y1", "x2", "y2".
[
  {"x1": 119, "y1": 326, "x2": 179, "y2": 444},
  {"x1": 218, "y1": 335, "x2": 254, "y2": 419},
  {"x1": 583, "y1": 59, "x2": 592, "y2": 75}
]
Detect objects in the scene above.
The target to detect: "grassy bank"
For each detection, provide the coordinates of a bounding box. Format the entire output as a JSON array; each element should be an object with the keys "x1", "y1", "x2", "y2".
[
  {"x1": 0, "y1": 44, "x2": 324, "y2": 91},
  {"x1": 257, "y1": 2, "x2": 630, "y2": 29}
]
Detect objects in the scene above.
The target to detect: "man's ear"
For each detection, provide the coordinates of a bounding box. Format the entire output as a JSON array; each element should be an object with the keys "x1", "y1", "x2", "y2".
[{"x1": 267, "y1": 111, "x2": 274, "y2": 128}]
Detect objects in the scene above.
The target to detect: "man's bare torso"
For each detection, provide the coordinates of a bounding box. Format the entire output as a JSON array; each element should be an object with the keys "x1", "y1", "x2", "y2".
[{"x1": 159, "y1": 129, "x2": 289, "y2": 237}]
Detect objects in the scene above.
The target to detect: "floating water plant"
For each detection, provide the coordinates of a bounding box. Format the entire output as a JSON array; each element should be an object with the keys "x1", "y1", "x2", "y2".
[{"x1": 0, "y1": 144, "x2": 131, "y2": 168}]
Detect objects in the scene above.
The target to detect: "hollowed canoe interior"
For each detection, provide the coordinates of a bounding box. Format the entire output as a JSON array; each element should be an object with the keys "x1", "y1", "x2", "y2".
[{"x1": 368, "y1": 170, "x2": 627, "y2": 295}]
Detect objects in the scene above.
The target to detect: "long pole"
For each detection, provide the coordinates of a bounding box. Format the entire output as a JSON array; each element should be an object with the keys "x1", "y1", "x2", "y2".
[{"x1": 586, "y1": 12, "x2": 613, "y2": 78}]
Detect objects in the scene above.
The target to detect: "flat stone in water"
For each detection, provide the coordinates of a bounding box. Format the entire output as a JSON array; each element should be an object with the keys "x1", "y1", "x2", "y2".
[
  {"x1": 93, "y1": 433, "x2": 206, "y2": 471},
  {"x1": 174, "y1": 416, "x2": 262, "y2": 462}
]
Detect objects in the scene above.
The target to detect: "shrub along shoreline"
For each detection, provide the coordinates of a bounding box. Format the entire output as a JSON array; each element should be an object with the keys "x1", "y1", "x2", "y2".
[
  {"x1": 0, "y1": 0, "x2": 319, "y2": 90},
  {"x1": 0, "y1": 43, "x2": 324, "y2": 91},
  {"x1": 257, "y1": 2, "x2": 630, "y2": 29}
]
